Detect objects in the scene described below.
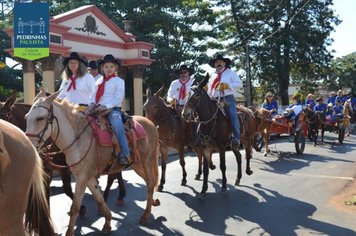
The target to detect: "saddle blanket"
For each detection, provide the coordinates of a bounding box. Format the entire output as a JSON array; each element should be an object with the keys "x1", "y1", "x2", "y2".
[{"x1": 86, "y1": 116, "x2": 146, "y2": 146}]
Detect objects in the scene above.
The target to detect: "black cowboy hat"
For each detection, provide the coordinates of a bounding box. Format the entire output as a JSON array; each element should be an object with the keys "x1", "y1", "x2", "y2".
[
  {"x1": 174, "y1": 64, "x2": 194, "y2": 76},
  {"x1": 316, "y1": 96, "x2": 324, "y2": 102},
  {"x1": 63, "y1": 52, "x2": 88, "y2": 67},
  {"x1": 88, "y1": 60, "x2": 99, "y2": 70},
  {"x1": 98, "y1": 54, "x2": 121, "y2": 67},
  {"x1": 208, "y1": 54, "x2": 232, "y2": 68}
]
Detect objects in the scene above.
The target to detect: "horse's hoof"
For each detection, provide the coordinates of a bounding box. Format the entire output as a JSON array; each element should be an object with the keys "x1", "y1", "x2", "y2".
[
  {"x1": 79, "y1": 205, "x2": 86, "y2": 217},
  {"x1": 246, "y1": 170, "x2": 253, "y2": 175},
  {"x1": 181, "y1": 180, "x2": 187, "y2": 186},
  {"x1": 101, "y1": 224, "x2": 111, "y2": 234},
  {"x1": 221, "y1": 187, "x2": 227, "y2": 193},
  {"x1": 197, "y1": 193, "x2": 207, "y2": 200},
  {"x1": 263, "y1": 153, "x2": 267, "y2": 157},
  {"x1": 195, "y1": 175, "x2": 201, "y2": 180},
  {"x1": 235, "y1": 179, "x2": 240, "y2": 186},
  {"x1": 116, "y1": 199, "x2": 125, "y2": 206},
  {"x1": 210, "y1": 164, "x2": 216, "y2": 170},
  {"x1": 158, "y1": 185, "x2": 164, "y2": 192},
  {"x1": 153, "y1": 199, "x2": 160, "y2": 206}
]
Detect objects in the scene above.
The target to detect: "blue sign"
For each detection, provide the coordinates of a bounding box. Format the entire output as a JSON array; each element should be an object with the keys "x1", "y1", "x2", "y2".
[{"x1": 14, "y1": 3, "x2": 49, "y2": 60}]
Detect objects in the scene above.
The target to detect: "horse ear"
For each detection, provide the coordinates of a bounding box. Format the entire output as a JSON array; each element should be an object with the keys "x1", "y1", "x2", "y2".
[
  {"x1": 198, "y1": 73, "x2": 209, "y2": 89},
  {"x1": 146, "y1": 86, "x2": 152, "y2": 97},
  {"x1": 3, "y1": 90, "x2": 17, "y2": 108},
  {"x1": 45, "y1": 90, "x2": 61, "y2": 104},
  {"x1": 154, "y1": 85, "x2": 165, "y2": 97},
  {"x1": 33, "y1": 88, "x2": 47, "y2": 103}
]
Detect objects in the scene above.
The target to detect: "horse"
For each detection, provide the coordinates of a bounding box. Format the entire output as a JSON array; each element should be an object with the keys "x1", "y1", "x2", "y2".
[
  {"x1": 181, "y1": 74, "x2": 254, "y2": 198},
  {"x1": 343, "y1": 100, "x2": 354, "y2": 136},
  {"x1": 143, "y1": 86, "x2": 215, "y2": 191},
  {"x1": 0, "y1": 119, "x2": 55, "y2": 236},
  {"x1": 25, "y1": 91, "x2": 160, "y2": 235},
  {"x1": 248, "y1": 106, "x2": 272, "y2": 156},
  {"x1": 303, "y1": 107, "x2": 325, "y2": 146},
  {"x1": 0, "y1": 92, "x2": 126, "y2": 209}
]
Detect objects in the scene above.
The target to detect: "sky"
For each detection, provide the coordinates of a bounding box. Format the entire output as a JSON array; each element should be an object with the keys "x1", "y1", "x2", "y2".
[
  {"x1": 329, "y1": 0, "x2": 356, "y2": 58},
  {"x1": 5, "y1": 0, "x2": 356, "y2": 68}
]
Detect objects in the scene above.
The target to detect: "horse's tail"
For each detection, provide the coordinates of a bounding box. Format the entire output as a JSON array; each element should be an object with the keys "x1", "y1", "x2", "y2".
[{"x1": 25, "y1": 152, "x2": 56, "y2": 236}]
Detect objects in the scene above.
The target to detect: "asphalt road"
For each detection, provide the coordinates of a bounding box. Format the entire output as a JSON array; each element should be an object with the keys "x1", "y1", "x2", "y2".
[{"x1": 50, "y1": 131, "x2": 356, "y2": 236}]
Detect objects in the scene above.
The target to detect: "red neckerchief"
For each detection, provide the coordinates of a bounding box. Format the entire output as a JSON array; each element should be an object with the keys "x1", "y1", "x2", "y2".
[
  {"x1": 95, "y1": 74, "x2": 116, "y2": 103},
  {"x1": 67, "y1": 75, "x2": 78, "y2": 92},
  {"x1": 210, "y1": 68, "x2": 227, "y2": 91},
  {"x1": 178, "y1": 77, "x2": 190, "y2": 101}
]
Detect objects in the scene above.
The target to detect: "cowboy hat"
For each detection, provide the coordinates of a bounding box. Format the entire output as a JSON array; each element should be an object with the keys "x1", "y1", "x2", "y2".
[
  {"x1": 63, "y1": 52, "x2": 88, "y2": 67},
  {"x1": 316, "y1": 96, "x2": 323, "y2": 102},
  {"x1": 98, "y1": 54, "x2": 121, "y2": 67},
  {"x1": 174, "y1": 64, "x2": 194, "y2": 76},
  {"x1": 87, "y1": 60, "x2": 99, "y2": 70},
  {"x1": 208, "y1": 54, "x2": 232, "y2": 68}
]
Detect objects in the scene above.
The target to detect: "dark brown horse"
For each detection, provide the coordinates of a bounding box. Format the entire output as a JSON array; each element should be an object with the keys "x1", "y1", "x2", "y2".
[
  {"x1": 182, "y1": 75, "x2": 254, "y2": 198},
  {"x1": 0, "y1": 119, "x2": 55, "y2": 236},
  {"x1": 0, "y1": 92, "x2": 125, "y2": 209},
  {"x1": 303, "y1": 107, "x2": 324, "y2": 146},
  {"x1": 144, "y1": 86, "x2": 215, "y2": 191}
]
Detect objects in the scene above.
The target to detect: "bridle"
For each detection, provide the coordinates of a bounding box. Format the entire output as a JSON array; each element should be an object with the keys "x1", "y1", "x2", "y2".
[{"x1": 25, "y1": 104, "x2": 60, "y2": 148}]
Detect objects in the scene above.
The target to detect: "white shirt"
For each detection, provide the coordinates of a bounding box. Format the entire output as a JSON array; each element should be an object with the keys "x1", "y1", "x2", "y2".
[
  {"x1": 58, "y1": 73, "x2": 96, "y2": 105},
  {"x1": 93, "y1": 73, "x2": 103, "y2": 82},
  {"x1": 167, "y1": 78, "x2": 193, "y2": 105},
  {"x1": 208, "y1": 68, "x2": 242, "y2": 98},
  {"x1": 288, "y1": 104, "x2": 303, "y2": 116},
  {"x1": 95, "y1": 76, "x2": 124, "y2": 109}
]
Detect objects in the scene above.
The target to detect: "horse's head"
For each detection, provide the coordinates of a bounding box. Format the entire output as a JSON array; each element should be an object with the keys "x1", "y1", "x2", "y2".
[
  {"x1": 182, "y1": 73, "x2": 209, "y2": 121},
  {"x1": 0, "y1": 90, "x2": 17, "y2": 120},
  {"x1": 25, "y1": 91, "x2": 60, "y2": 148},
  {"x1": 143, "y1": 85, "x2": 167, "y2": 122}
]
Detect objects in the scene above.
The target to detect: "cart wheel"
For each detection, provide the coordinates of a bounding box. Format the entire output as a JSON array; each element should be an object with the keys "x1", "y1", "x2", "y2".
[
  {"x1": 253, "y1": 133, "x2": 264, "y2": 152},
  {"x1": 338, "y1": 128, "x2": 345, "y2": 144},
  {"x1": 295, "y1": 130, "x2": 305, "y2": 154}
]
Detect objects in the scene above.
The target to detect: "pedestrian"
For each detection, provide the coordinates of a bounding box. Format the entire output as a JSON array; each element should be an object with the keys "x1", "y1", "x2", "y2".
[
  {"x1": 207, "y1": 54, "x2": 243, "y2": 147},
  {"x1": 58, "y1": 52, "x2": 96, "y2": 106},
  {"x1": 262, "y1": 92, "x2": 278, "y2": 116},
  {"x1": 95, "y1": 54, "x2": 130, "y2": 166},
  {"x1": 88, "y1": 60, "x2": 103, "y2": 82},
  {"x1": 167, "y1": 64, "x2": 194, "y2": 110}
]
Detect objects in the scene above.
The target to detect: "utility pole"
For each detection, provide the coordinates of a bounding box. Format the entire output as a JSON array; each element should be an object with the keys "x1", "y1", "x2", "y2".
[{"x1": 245, "y1": 44, "x2": 252, "y2": 107}]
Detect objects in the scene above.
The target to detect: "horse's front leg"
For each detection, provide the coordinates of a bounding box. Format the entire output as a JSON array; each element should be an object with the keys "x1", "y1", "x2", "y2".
[
  {"x1": 65, "y1": 177, "x2": 88, "y2": 236},
  {"x1": 87, "y1": 177, "x2": 112, "y2": 234},
  {"x1": 263, "y1": 129, "x2": 270, "y2": 157},
  {"x1": 232, "y1": 147, "x2": 242, "y2": 186},
  {"x1": 158, "y1": 146, "x2": 168, "y2": 192},
  {"x1": 193, "y1": 146, "x2": 202, "y2": 180},
  {"x1": 218, "y1": 147, "x2": 227, "y2": 192},
  {"x1": 199, "y1": 147, "x2": 211, "y2": 199},
  {"x1": 178, "y1": 145, "x2": 187, "y2": 186},
  {"x1": 116, "y1": 172, "x2": 126, "y2": 206}
]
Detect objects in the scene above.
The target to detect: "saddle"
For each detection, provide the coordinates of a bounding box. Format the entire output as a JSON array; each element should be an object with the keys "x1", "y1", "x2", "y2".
[{"x1": 85, "y1": 111, "x2": 146, "y2": 163}]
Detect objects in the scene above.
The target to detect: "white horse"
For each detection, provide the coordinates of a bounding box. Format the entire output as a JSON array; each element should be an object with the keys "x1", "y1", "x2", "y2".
[{"x1": 25, "y1": 91, "x2": 160, "y2": 236}]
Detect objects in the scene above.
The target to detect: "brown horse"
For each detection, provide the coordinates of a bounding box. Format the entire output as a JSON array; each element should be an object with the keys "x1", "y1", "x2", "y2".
[
  {"x1": 0, "y1": 119, "x2": 55, "y2": 236},
  {"x1": 0, "y1": 92, "x2": 126, "y2": 208},
  {"x1": 303, "y1": 107, "x2": 325, "y2": 146},
  {"x1": 182, "y1": 75, "x2": 254, "y2": 198},
  {"x1": 25, "y1": 91, "x2": 160, "y2": 235},
  {"x1": 144, "y1": 86, "x2": 215, "y2": 191}
]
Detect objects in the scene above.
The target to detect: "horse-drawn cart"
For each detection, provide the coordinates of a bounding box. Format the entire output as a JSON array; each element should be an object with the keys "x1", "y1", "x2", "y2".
[{"x1": 254, "y1": 111, "x2": 308, "y2": 154}]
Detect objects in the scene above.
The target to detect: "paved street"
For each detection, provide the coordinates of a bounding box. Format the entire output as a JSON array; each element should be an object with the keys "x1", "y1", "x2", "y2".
[{"x1": 50, "y1": 131, "x2": 356, "y2": 236}]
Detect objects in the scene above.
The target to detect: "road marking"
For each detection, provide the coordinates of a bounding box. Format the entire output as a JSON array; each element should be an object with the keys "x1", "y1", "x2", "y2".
[{"x1": 291, "y1": 173, "x2": 354, "y2": 180}]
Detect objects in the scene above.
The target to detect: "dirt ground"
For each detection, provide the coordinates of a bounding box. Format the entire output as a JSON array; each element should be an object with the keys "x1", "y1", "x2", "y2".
[{"x1": 330, "y1": 177, "x2": 356, "y2": 213}]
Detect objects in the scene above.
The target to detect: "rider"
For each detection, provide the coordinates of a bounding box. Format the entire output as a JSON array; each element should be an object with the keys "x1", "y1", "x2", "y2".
[
  {"x1": 327, "y1": 91, "x2": 337, "y2": 106},
  {"x1": 167, "y1": 64, "x2": 194, "y2": 110},
  {"x1": 314, "y1": 97, "x2": 327, "y2": 112},
  {"x1": 332, "y1": 98, "x2": 344, "y2": 121},
  {"x1": 88, "y1": 60, "x2": 103, "y2": 82},
  {"x1": 262, "y1": 92, "x2": 278, "y2": 117},
  {"x1": 58, "y1": 52, "x2": 96, "y2": 105},
  {"x1": 207, "y1": 54, "x2": 243, "y2": 147},
  {"x1": 335, "y1": 90, "x2": 347, "y2": 105},
  {"x1": 284, "y1": 95, "x2": 303, "y2": 128},
  {"x1": 95, "y1": 54, "x2": 130, "y2": 166},
  {"x1": 305, "y1": 93, "x2": 315, "y2": 109}
]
